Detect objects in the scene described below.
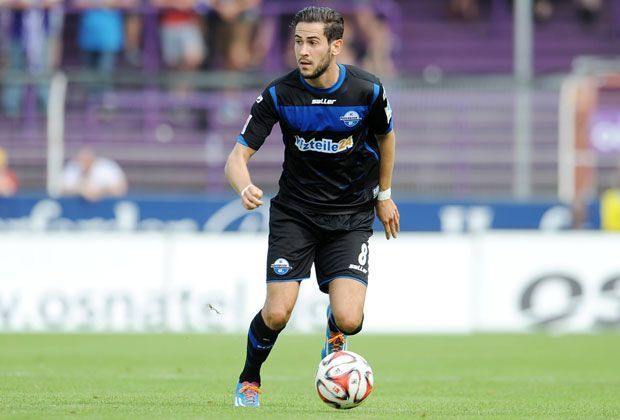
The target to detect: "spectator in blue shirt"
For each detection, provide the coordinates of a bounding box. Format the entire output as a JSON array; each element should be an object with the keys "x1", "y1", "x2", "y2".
[{"x1": 74, "y1": 0, "x2": 136, "y2": 74}]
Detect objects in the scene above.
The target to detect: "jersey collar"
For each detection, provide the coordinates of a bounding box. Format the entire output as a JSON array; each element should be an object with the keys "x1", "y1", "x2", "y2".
[{"x1": 299, "y1": 63, "x2": 346, "y2": 94}]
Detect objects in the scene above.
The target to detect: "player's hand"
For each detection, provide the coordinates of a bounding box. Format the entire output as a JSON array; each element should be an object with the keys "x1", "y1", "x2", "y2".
[
  {"x1": 240, "y1": 184, "x2": 264, "y2": 210},
  {"x1": 376, "y1": 198, "x2": 400, "y2": 239}
]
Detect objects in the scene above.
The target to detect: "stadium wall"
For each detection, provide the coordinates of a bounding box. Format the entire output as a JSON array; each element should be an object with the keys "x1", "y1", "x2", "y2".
[
  {"x1": 1, "y1": 232, "x2": 617, "y2": 333},
  {"x1": 0, "y1": 195, "x2": 602, "y2": 232}
]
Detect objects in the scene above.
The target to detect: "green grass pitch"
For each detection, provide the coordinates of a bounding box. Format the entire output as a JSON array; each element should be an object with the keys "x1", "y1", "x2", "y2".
[{"x1": 1, "y1": 334, "x2": 619, "y2": 418}]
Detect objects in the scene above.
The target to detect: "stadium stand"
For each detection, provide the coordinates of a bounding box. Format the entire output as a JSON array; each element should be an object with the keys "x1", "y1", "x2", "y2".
[{"x1": 1, "y1": 0, "x2": 619, "y2": 196}]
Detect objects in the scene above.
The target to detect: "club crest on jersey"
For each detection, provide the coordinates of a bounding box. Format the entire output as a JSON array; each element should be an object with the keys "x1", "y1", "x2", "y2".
[
  {"x1": 340, "y1": 110, "x2": 362, "y2": 127},
  {"x1": 294, "y1": 135, "x2": 353, "y2": 154},
  {"x1": 271, "y1": 258, "x2": 292, "y2": 276}
]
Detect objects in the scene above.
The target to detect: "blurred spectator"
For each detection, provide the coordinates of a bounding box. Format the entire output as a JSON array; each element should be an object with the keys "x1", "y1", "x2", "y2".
[
  {"x1": 151, "y1": 0, "x2": 206, "y2": 71},
  {"x1": 531, "y1": 0, "x2": 602, "y2": 25},
  {"x1": 334, "y1": 14, "x2": 358, "y2": 67},
  {"x1": 574, "y1": 162, "x2": 620, "y2": 230},
  {"x1": 600, "y1": 162, "x2": 620, "y2": 231},
  {"x1": 0, "y1": 147, "x2": 19, "y2": 197},
  {"x1": 534, "y1": 0, "x2": 554, "y2": 22},
  {"x1": 74, "y1": 0, "x2": 136, "y2": 77},
  {"x1": 575, "y1": 0, "x2": 601, "y2": 27},
  {"x1": 210, "y1": 0, "x2": 263, "y2": 71},
  {"x1": 1, "y1": 0, "x2": 63, "y2": 117},
  {"x1": 124, "y1": 0, "x2": 144, "y2": 66},
  {"x1": 350, "y1": 1, "x2": 396, "y2": 78},
  {"x1": 447, "y1": 0, "x2": 480, "y2": 21},
  {"x1": 61, "y1": 147, "x2": 128, "y2": 202}
]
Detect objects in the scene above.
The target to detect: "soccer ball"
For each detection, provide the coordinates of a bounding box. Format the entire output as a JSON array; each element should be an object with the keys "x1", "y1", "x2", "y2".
[{"x1": 315, "y1": 350, "x2": 374, "y2": 409}]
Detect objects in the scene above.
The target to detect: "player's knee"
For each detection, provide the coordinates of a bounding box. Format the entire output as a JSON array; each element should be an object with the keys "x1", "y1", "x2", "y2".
[
  {"x1": 262, "y1": 306, "x2": 292, "y2": 330},
  {"x1": 334, "y1": 313, "x2": 364, "y2": 335}
]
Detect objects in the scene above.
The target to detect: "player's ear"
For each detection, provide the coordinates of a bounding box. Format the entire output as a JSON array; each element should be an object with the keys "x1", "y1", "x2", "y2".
[{"x1": 331, "y1": 38, "x2": 343, "y2": 57}]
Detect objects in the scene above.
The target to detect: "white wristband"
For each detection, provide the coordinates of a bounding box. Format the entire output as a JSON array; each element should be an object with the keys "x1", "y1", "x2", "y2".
[
  {"x1": 240, "y1": 184, "x2": 254, "y2": 197},
  {"x1": 377, "y1": 188, "x2": 391, "y2": 201}
]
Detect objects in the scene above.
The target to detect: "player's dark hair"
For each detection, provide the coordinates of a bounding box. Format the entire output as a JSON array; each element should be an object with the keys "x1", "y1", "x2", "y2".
[{"x1": 290, "y1": 6, "x2": 344, "y2": 43}]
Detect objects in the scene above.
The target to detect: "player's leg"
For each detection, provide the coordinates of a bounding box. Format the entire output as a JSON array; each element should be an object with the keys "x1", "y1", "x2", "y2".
[
  {"x1": 235, "y1": 200, "x2": 317, "y2": 407},
  {"x1": 235, "y1": 281, "x2": 300, "y2": 407},
  {"x1": 320, "y1": 278, "x2": 366, "y2": 358},
  {"x1": 239, "y1": 281, "x2": 300, "y2": 384},
  {"x1": 315, "y1": 217, "x2": 372, "y2": 358},
  {"x1": 236, "y1": 283, "x2": 302, "y2": 407},
  {"x1": 329, "y1": 277, "x2": 366, "y2": 334}
]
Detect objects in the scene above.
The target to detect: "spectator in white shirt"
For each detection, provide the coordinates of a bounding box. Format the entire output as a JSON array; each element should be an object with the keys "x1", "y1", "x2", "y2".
[{"x1": 61, "y1": 147, "x2": 128, "y2": 202}]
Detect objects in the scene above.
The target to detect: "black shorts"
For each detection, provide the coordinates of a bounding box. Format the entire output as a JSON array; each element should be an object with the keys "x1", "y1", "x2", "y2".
[{"x1": 266, "y1": 199, "x2": 374, "y2": 293}]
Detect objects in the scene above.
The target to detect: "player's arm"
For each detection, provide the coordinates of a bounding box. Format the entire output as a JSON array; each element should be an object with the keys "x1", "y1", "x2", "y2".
[
  {"x1": 224, "y1": 143, "x2": 263, "y2": 210},
  {"x1": 368, "y1": 82, "x2": 399, "y2": 239},
  {"x1": 224, "y1": 87, "x2": 278, "y2": 210},
  {"x1": 375, "y1": 130, "x2": 400, "y2": 239}
]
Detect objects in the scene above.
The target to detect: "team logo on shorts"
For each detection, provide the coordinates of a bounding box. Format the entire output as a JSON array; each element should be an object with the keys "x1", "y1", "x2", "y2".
[
  {"x1": 340, "y1": 110, "x2": 361, "y2": 128},
  {"x1": 271, "y1": 258, "x2": 292, "y2": 276}
]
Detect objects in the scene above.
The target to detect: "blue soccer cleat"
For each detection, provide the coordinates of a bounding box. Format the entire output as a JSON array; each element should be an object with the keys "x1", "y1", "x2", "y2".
[
  {"x1": 234, "y1": 381, "x2": 261, "y2": 407},
  {"x1": 321, "y1": 305, "x2": 348, "y2": 359}
]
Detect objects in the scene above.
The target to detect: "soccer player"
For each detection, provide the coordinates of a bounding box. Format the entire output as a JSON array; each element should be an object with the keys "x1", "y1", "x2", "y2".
[{"x1": 225, "y1": 6, "x2": 399, "y2": 407}]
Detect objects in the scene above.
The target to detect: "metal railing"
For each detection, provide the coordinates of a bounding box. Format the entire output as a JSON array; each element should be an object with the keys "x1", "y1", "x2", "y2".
[{"x1": 0, "y1": 71, "x2": 566, "y2": 198}]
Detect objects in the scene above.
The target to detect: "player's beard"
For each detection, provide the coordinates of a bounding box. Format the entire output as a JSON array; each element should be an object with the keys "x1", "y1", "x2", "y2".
[{"x1": 302, "y1": 52, "x2": 332, "y2": 80}]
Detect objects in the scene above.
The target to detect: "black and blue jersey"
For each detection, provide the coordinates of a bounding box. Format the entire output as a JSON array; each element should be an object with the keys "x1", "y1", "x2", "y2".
[{"x1": 237, "y1": 64, "x2": 394, "y2": 215}]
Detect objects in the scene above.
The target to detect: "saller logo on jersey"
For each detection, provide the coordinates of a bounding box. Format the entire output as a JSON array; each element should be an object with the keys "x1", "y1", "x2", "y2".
[
  {"x1": 294, "y1": 135, "x2": 353, "y2": 154},
  {"x1": 311, "y1": 98, "x2": 336, "y2": 105}
]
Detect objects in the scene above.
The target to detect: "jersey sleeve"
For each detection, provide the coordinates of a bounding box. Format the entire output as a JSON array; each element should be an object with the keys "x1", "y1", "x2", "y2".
[
  {"x1": 367, "y1": 82, "x2": 394, "y2": 135},
  {"x1": 236, "y1": 87, "x2": 279, "y2": 151}
]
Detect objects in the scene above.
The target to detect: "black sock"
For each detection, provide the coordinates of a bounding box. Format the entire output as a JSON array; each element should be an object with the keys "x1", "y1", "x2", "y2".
[{"x1": 239, "y1": 311, "x2": 282, "y2": 386}]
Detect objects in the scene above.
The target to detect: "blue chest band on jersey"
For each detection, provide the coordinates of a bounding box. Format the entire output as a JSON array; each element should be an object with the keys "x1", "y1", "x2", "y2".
[{"x1": 279, "y1": 105, "x2": 369, "y2": 132}]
